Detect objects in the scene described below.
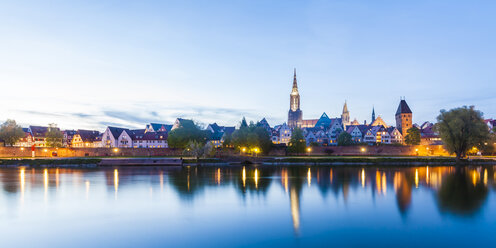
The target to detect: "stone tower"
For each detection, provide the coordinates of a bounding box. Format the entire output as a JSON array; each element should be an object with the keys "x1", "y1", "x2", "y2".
[
  {"x1": 341, "y1": 101, "x2": 350, "y2": 128},
  {"x1": 288, "y1": 68, "x2": 302, "y2": 128},
  {"x1": 395, "y1": 98, "x2": 413, "y2": 135}
]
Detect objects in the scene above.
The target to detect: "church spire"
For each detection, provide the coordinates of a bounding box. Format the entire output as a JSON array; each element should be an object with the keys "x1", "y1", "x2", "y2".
[
  {"x1": 372, "y1": 106, "x2": 376, "y2": 123},
  {"x1": 292, "y1": 68, "x2": 298, "y2": 90},
  {"x1": 342, "y1": 100, "x2": 349, "y2": 114}
]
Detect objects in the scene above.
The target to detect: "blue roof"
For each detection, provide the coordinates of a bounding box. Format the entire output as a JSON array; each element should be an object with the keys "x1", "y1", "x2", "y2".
[{"x1": 315, "y1": 112, "x2": 332, "y2": 127}]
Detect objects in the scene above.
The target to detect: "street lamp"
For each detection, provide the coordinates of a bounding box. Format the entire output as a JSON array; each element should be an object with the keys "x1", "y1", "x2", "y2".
[
  {"x1": 361, "y1": 147, "x2": 366, "y2": 153},
  {"x1": 307, "y1": 147, "x2": 312, "y2": 153}
]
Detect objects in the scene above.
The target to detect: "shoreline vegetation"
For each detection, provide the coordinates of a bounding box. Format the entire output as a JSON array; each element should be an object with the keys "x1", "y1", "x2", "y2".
[{"x1": 0, "y1": 156, "x2": 495, "y2": 167}]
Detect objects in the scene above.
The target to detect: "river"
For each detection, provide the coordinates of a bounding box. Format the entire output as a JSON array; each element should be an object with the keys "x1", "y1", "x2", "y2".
[{"x1": 0, "y1": 165, "x2": 495, "y2": 247}]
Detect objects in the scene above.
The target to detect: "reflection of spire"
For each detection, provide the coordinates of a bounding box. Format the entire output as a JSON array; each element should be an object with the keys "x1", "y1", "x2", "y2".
[
  {"x1": 20, "y1": 168, "x2": 25, "y2": 204},
  {"x1": 114, "y1": 169, "x2": 119, "y2": 199},
  {"x1": 307, "y1": 168, "x2": 311, "y2": 187},
  {"x1": 242, "y1": 166, "x2": 246, "y2": 188},
  {"x1": 290, "y1": 186, "x2": 300, "y2": 234}
]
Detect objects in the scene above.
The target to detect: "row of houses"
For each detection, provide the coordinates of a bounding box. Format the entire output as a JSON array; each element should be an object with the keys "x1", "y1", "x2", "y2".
[
  {"x1": 10, "y1": 115, "x2": 495, "y2": 149},
  {"x1": 12, "y1": 118, "x2": 236, "y2": 149}
]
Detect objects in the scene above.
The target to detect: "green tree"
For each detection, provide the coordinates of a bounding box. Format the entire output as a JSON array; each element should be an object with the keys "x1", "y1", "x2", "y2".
[
  {"x1": 184, "y1": 141, "x2": 213, "y2": 161},
  {"x1": 404, "y1": 127, "x2": 421, "y2": 145},
  {"x1": 45, "y1": 123, "x2": 63, "y2": 147},
  {"x1": 230, "y1": 119, "x2": 272, "y2": 154},
  {"x1": 436, "y1": 106, "x2": 489, "y2": 161},
  {"x1": 168, "y1": 120, "x2": 207, "y2": 149},
  {"x1": 0, "y1": 119, "x2": 25, "y2": 146},
  {"x1": 287, "y1": 128, "x2": 306, "y2": 155},
  {"x1": 337, "y1": 132, "x2": 353, "y2": 146}
]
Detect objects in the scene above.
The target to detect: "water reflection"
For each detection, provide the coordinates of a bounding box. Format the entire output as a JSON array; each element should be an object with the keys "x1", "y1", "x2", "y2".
[{"x1": 0, "y1": 165, "x2": 495, "y2": 242}]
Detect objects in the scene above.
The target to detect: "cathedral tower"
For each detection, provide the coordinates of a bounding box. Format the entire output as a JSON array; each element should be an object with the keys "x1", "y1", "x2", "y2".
[
  {"x1": 288, "y1": 68, "x2": 302, "y2": 128},
  {"x1": 395, "y1": 98, "x2": 413, "y2": 135},
  {"x1": 341, "y1": 101, "x2": 350, "y2": 128}
]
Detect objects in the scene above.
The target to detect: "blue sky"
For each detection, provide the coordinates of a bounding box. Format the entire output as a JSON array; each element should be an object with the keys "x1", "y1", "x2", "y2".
[{"x1": 1, "y1": 0, "x2": 495, "y2": 130}]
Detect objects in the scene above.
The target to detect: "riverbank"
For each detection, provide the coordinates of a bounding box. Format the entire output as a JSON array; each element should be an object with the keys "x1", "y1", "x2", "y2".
[{"x1": 1, "y1": 156, "x2": 495, "y2": 167}]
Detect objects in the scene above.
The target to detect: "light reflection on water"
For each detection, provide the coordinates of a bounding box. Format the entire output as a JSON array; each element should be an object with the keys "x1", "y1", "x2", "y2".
[{"x1": 0, "y1": 165, "x2": 496, "y2": 247}]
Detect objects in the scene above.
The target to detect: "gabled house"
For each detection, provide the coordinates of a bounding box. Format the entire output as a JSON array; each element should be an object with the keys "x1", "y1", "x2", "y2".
[
  {"x1": 172, "y1": 118, "x2": 195, "y2": 130},
  {"x1": 346, "y1": 125, "x2": 364, "y2": 143},
  {"x1": 206, "y1": 123, "x2": 236, "y2": 147},
  {"x1": 303, "y1": 128, "x2": 317, "y2": 145},
  {"x1": 101, "y1": 127, "x2": 129, "y2": 148},
  {"x1": 272, "y1": 123, "x2": 291, "y2": 145},
  {"x1": 14, "y1": 128, "x2": 34, "y2": 147},
  {"x1": 117, "y1": 129, "x2": 142, "y2": 148},
  {"x1": 364, "y1": 125, "x2": 391, "y2": 144},
  {"x1": 130, "y1": 130, "x2": 168, "y2": 148},
  {"x1": 371, "y1": 116, "x2": 388, "y2": 128},
  {"x1": 145, "y1": 123, "x2": 172, "y2": 133},
  {"x1": 387, "y1": 127, "x2": 403, "y2": 144},
  {"x1": 326, "y1": 119, "x2": 344, "y2": 145},
  {"x1": 257, "y1": 118, "x2": 272, "y2": 133},
  {"x1": 72, "y1": 130, "x2": 102, "y2": 148},
  {"x1": 63, "y1": 130, "x2": 77, "y2": 147}
]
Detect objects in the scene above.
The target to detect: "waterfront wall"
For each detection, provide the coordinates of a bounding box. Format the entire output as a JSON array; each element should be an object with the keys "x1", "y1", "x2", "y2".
[
  {"x1": 0, "y1": 147, "x2": 184, "y2": 158},
  {"x1": 0, "y1": 145, "x2": 449, "y2": 158},
  {"x1": 296, "y1": 145, "x2": 449, "y2": 156}
]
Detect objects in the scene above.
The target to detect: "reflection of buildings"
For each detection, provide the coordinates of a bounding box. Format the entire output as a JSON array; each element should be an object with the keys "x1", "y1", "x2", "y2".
[{"x1": 290, "y1": 186, "x2": 300, "y2": 234}]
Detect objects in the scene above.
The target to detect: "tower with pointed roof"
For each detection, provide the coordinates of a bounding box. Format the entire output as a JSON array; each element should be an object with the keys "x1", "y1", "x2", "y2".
[
  {"x1": 341, "y1": 101, "x2": 350, "y2": 128},
  {"x1": 288, "y1": 68, "x2": 303, "y2": 128},
  {"x1": 395, "y1": 98, "x2": 412, "y2": 136},
  {"x1": 372, "y1": 107, "x2": 376, "y2": 123}
]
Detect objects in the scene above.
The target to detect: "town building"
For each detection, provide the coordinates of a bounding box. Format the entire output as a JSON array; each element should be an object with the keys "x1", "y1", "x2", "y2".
[
  {"x1": 363, "y1": 125, "x2": 391, "y2": 144},
  {"x1": 395, "y1": 99, "x2": 413, "y2": 136},
  {"x1": 371, "y1": 116, "x2": 388, "y2": 127},
  {"x1": 72, "y1": 130, "x2": 102, "y2": 148},
  {"x1": 101, "y1": 127, "x2": 128, "y2": 148},
  {"x1": 172, "y1": 118, "x2": 195, "y2": 130},
  {"x1": 145, "y1": 123, "x2": 172, "y2": 133},
  {"x1": 14, "y1": 128, "x2": 34, "y2": 147},
  {"x1": 206, "y1": 123, "x2": 235, "y2": 148},
  {"x1": 129, "y1": 130, "x2": 168, "y2": 148},
  {"x1": 63, "y1": 130, "x2": 77, "y2": 147},
  {"x1": 273, "y1": 123, "x2": 292, "y2": 145}
]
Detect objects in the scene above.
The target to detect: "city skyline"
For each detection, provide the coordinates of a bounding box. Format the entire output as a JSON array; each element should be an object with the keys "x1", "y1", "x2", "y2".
[{"x1": 1, "y1": 0, "x2": 496, "y2": 130}]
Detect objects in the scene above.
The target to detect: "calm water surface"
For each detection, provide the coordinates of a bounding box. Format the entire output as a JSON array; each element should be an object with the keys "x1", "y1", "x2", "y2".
[{"x1": 0, "y1": 165, "x2": 495, "y2": 247}]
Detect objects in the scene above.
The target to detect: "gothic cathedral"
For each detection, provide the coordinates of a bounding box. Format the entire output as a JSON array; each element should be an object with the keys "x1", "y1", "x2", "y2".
[{"x1": 288, "y1": 69, "x2": 303, "y2": 128}]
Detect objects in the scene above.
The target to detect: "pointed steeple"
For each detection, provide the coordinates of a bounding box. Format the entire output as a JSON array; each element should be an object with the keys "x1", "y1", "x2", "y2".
[
  {"x1": 372, "y1": 106, "x2": 376, "y2": 123},
  {"x1": 342, "y1": 100, "x2": 349, "y2": 114},
  {"x1": 292, "y1": 68, "x2": 298, "y2": 90}
]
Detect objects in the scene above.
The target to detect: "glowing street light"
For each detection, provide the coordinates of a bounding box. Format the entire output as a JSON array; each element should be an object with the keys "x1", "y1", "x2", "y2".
[
  {"x1": 306, "y1": 147, "x2": 312, "y2": 153},
  {"x1": 361, "y1": 147, "x2": 366, "y2": 152},
  {"x1": 113, "y1": 148, "x2": 119, "y2": 153},
  {"x1": 253, "y1": 147, "x2": 260, "y2": 157}
]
